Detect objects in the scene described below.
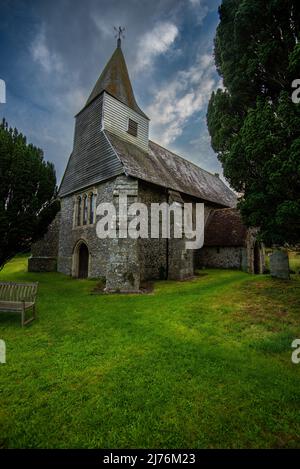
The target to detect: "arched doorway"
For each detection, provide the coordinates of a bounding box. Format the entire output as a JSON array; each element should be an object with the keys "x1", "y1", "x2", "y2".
[
  {"x1": 78, "y1": 243, "x2": 89, "y2": 278},
  {"x1": 72, "y1": 240, "x2": 90, "y2": 278},
  {"x1": 253, "y1": 242, "x2": 261, "y2": 274}
]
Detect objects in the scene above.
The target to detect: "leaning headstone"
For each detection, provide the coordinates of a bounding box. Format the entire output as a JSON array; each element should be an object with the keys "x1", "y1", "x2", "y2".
[{"x1": 270, "y1": 250, "x2": 290, "y2": 280}]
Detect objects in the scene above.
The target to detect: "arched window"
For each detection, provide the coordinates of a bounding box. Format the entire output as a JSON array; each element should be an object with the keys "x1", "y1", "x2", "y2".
[
  {"x1": 77, "y1": 196, "x2": 82, "y2": 226},
  {"x1": 74, "y1": 189, "x2": 97, "y2": 228},
  {"x1": 89, "y1": 193, "x2": 95, "y2": 224},
  {"x1": 83, "y1": 195, "x2": 88, "y2": 225}
]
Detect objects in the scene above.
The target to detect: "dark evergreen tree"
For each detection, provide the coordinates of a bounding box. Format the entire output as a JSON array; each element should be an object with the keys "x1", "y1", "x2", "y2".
[
  {"x1": 0, "y1": 119, "x2": 60, "y2": 269},
  {"x1": 207, "y1": 0, "x2": 300, "y2": 245}
]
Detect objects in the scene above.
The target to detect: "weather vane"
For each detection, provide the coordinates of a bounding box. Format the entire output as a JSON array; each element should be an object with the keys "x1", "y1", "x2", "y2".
[{"x1": 114, "y1": 26, "x2": 125, "y2": 47}]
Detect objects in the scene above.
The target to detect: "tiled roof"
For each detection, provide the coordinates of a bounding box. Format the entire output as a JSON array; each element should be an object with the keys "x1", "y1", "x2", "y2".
[
  {"x1": 204, "y1": 208, "x2": 248, "y2": 246},
  {"x1": 106, "y1": 131, "x2": 237, "y2": 208}
]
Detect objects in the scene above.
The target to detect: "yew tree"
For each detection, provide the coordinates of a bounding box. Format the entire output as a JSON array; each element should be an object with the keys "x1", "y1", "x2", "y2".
[
  {"x1": 207, "y1": 0, "x2": 300, "y2": 245},
  {"x1": 0, "y1": 119, "x2": 59, "y2": 269}
]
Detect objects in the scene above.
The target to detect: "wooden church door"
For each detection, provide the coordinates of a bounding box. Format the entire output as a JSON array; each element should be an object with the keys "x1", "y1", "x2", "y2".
[{"x1": 78, "y1": 243, "x2": 89, "y2": 278}]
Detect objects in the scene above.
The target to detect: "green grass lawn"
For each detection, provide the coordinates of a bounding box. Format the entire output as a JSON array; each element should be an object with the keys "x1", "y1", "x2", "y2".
[{"x1": 1, "y1": 257, "x2": 300, "y2": 448}]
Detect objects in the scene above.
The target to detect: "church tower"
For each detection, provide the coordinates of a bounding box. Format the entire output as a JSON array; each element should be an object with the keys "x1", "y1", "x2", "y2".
[{"x1": 57, "y1": 35, "x2": 150, "y2": 288}]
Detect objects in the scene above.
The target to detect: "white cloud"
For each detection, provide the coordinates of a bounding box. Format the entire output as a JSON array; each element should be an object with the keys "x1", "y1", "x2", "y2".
[
  {"x1": 92, "y1": 16, "x2": 114, "y2": 38},
  {"x1": 30, "y1": 26, "x2": 87, "y2": 115},
  {"x1": 188, "y1": 0, "x2": 209, "y2": 24},
  {"x1": 134, "y1": 21, "x2": 179, "y2": 72},
  {"x1": 59, "y1": 88, "x2": 87, "y2": 114},
  {"x1": 147, "y1": 52, "x2": 218, "y2": 147},
  {"x1": 31, "y1": 28, "x2": 63, "y2": 74}
]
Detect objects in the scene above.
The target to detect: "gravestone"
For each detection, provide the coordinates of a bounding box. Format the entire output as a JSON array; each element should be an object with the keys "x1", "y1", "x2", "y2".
[
  {"x1": 270, "y1": 250, "x2": 290, "y2": 280},
  {"x1": 0, "y1": 339, "x2": 5, "y2": 364}
]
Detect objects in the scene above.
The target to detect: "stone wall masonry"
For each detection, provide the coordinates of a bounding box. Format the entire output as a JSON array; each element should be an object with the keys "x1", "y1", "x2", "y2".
[
  {"x1": 28, "y1": 257, "x2": 58, "y2": 273},
  {"x1": 137, "y1": 181, "x2": 168, "y2": 281},
  {"x1": 57, "y1": 179, "x2": 115, "y2": 278},
  {"x1": 245, "y1": 228, "x2": 265, "y2": 274},
  {"x1": 55, "y1": 173, "x2": 255, "y2": 290},
  {"x1": 138, "y1": 182, "x2": 214, "y2": 281},
  {"x1": 28, "y1": 212, "x2": 61, "y2": 272},
  {"x1": 57, "y1": 175, "x2": 149, "y2": 291},
  {"x1": 197, "y1": 246, "x2": 245, "y2": 270},
  {"x1": 167, "y1": 190, "x2": 194, "y2": 280},
  {"x1": 105, "y1": 176, "x2": 141, "y2": 292}
]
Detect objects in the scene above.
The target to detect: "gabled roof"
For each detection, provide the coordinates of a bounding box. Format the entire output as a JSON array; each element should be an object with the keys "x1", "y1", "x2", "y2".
[
  {"x1": 84, "y1": 44, "x2": 148, "y2": 119},
  {"x1": 204, "y1": 208, "x2": 247, "y2": 246},
  {"x1": 106, "y1": 131, "x2": 237, "y2": 208},
  {"x1": 59, "y1": 124, "x2": 237, "y2": 207}
]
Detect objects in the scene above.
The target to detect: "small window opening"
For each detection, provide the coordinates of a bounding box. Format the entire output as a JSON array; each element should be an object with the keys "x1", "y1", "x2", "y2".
[
  {"x1": 83, "y1": 195, "x2": 88, "y2": 225},
  {"x1": 127, "y1": 118, "x2": 138, "y2": 137},
  {"x1": 74, "y1": 190, "x2": 97, "y2": 227},
  {"x1": 77, "y1": 197, "x2": 82, "y2": 226},
  {"x1": 89, "y1": 193, "x2": 95, "y2": 225}
]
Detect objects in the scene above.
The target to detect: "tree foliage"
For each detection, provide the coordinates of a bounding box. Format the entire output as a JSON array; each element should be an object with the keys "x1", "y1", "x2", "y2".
[
  {"x1": 207, "y1": 0, "x2": 300, "y2": 245},
  {"x1": 0, "y1": 119, "x2": 60, "y2": 269}
]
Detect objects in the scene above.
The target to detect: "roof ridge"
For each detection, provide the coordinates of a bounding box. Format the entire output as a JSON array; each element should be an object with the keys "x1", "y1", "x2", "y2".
[
  {"x1": 105, "y1": 129, "x2": 149, "y2": 155},
  {"x1": 213, "y1": 207, "x2": 238, "y2": 212}
]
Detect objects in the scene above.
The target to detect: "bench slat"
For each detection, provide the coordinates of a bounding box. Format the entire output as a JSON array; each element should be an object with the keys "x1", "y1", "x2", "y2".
[
  {"x1": 0, "y1": 282, "x2": 38, "y2": 326},
  {"x1": 0, "y1": 282, "x2": 38, "y2": 301},
  {"x1": 0, "y1": 301, "x2": 35, "y2": 311}
]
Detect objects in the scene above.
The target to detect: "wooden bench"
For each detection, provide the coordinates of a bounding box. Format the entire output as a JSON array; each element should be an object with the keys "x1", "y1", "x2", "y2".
[{"x1": 0, "y1": 282, "x2": 38, "y2": 327}]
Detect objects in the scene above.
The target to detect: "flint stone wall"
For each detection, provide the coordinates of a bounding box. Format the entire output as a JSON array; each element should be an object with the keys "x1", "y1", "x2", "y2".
[
  {"x1": 33, "y1": 173, "x2": 258, "y2": 291},
  {"x1": 28, "y1": 212, "x2": 61, "y2": 272},
  {"x1": 196, "y1": 246, "x2": 246, "y2": 270}
]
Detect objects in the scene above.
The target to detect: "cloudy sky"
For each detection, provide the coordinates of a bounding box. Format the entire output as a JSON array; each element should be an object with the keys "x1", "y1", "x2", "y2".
[{"x1": 0, "y1": 0, "x2": 224, "y2": 184}]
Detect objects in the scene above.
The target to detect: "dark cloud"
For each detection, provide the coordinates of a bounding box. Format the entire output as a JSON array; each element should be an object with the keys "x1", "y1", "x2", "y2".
[{"x1": 0, "y1": 0, "x2": 223, "y2": 184}]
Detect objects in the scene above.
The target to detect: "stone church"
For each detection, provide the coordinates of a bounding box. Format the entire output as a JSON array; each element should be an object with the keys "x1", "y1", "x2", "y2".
[{"x1": 28, "y1": 38, "x2": 265, "y2": 291}]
